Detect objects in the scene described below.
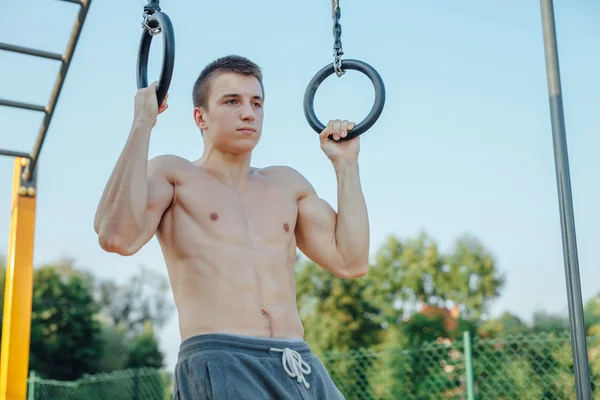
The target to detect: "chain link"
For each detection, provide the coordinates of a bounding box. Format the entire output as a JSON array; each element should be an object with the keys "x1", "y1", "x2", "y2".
[
  {"x1": 142, "y1": 13, "x2": 162, "y2": 36},
  {"x1": 26, "y1": 332, "x2": 598, "y2": 399},
  {"x1": 142, "y1": 0, "x2": 162, "y2": 36},
  {"x1": 332, "y1": 0, "x2": 344, "y2": 77}
]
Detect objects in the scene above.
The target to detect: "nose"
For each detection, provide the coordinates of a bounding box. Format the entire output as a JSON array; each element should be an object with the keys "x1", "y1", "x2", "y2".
[{"x1": 240, "y1": 102, "x2": 255, "y2": 122}]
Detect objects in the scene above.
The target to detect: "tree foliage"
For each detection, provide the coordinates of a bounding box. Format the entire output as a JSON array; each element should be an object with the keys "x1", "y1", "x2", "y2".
[
  {"x1": 296, "y1": 260, "x2": 382, "y2": 355},
  {"x1": 363, "y1": 232, "x2": 505, "y2": 328},
  {"x1": 29, "y1": 263, "x2": 103, "y2": 380},
  {"x1": 296, "y1": 230, "x2": 506, "y2": 354},
  {"x1": 0, "y1": 257, "x2": 171, "y2": 380},
  {"x1": 126, "y1": 321, "x2": 165, "y2": 369},
  {"x1": 3, "y1": 224, "x2": 599, "y2": 393},
  {"x1": 294, "y1": 231, "x2": 505, "y2": 399},
  {"x1": 96, "y1": 266, "x2": 174, "y2": 338}
]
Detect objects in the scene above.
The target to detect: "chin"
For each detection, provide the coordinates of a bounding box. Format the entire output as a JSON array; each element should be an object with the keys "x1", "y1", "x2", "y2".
[{"x1": 227, "y1": 139, "x2": 259, "y2": 154}]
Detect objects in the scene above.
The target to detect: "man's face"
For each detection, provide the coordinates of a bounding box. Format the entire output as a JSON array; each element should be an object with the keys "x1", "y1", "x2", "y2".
[{"x1": 195, "y1": 72, "x2": 264, "y2": 153}]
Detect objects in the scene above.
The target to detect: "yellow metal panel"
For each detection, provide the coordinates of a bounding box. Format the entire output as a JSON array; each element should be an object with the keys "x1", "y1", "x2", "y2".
[{"x1": 0, "y1": 158, "x2": 36, "y2": 400}]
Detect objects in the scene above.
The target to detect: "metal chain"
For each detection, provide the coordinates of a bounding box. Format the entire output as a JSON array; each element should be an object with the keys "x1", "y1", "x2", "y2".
[
  {"x1": 142, "y1": 13, "x2": 162, "y2": 36},
  {"x1": 142, "y1": 0, "x2": 162, "y2": 36},
  {"x1": 332, "y1": 0, "x2": 344, "y2": 76}
]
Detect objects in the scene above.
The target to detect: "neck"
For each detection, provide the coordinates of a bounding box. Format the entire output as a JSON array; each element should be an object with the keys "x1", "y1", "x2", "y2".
[{"x1": 198, "y1": 143, "x2": 253, "y2": 187}]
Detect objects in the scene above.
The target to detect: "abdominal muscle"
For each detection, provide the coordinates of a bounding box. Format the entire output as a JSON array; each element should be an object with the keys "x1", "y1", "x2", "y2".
[{"x1": 158, "y1": 233, "x2": 305, "y2": 341}]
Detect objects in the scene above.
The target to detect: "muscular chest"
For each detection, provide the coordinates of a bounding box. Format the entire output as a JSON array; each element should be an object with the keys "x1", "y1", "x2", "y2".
[{"x1": 176, "y1": 176, "x2": 298, "y2": 244}]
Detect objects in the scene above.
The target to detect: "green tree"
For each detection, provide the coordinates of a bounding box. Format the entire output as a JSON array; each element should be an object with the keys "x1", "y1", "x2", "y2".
[
  {"x1": 296, "y1": 259, "x2": 382, "y2": 354},
  {"x1": 531, "y1": 310, "x2": 568, "y2": 334},
  {"x1": 126, "y1": 321, "x2": 164, "y2": 369},
  {"x1": 357, "y1": 232, "x2": 503, "y2": 399},
  {"x1": 29, "y1": 263, "x2": 104, "y2": 380},
  {"x1": 364, "y1": 232, "x2": 505, "y2": 327},
  {"x1": 295, "y1": 259, "x2": 382, "y2": 399},
  {"x1": 94, "y1": 266, "x2": 171, "y2": 371},
  {"x1": 584, "y1": 293, "x2": 600, "y2": 333},
  {"x1": 442, "y1": 235, "x2": 505, "y2": 321},
  {"x1": 362, "y1": 234, "x2": 434, "y2": 326},
  {"x1": 478, "y1": 311, "x2": 530, "y2": 338},
  {"x1": 96, "y1": 266, "x2": 174, "y2": 338},
  {"x1": 0, "y1": 256, "x2": 170, "y2": 376},
  {"x1": 97, "y1": 323, "x2": 130, "y2": 372}
]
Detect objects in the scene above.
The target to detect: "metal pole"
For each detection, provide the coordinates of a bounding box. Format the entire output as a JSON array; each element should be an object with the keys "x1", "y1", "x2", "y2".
[
  {"x1": 0, "y1": 158, "x2": 37, "y2": 400},
  {"x1": 540, "y1": 1, "x2": 591, "y2": 399},
  {"x1": 0, "y1": 99, "x2": 46, "y2": 113},
  {"x1": 463, "y1": 331, "x2": 476, "y2": 400},
  {"x1": 0, "y1": 149, "x2": 32, "y2": 159},
  {"x1": 0, "y1": 42, "x2": 63, "y2": 61},
  {"x1": 27, "y1": 371, "x2": 36, "y2": 400}
]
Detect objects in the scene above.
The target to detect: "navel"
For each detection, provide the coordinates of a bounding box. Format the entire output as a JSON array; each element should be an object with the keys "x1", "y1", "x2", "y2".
[
  {"x1": 209, "y1": 212, "x2": 219, "y2": 221},
  {"x1": 261, "y1": 308, "x2": 274, "y2": 337},
  {"x1": 283, "y1": 223, "x2": 290, "y2": 232}
]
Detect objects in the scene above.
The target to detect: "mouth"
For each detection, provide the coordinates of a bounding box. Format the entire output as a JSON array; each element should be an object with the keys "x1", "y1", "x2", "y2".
[{"x1": 237, "y1": 127, "x2": 256, "y2": 134}]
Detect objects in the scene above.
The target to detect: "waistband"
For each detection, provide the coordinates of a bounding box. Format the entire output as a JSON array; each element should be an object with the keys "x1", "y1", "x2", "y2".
[{"x1": 178, "y1": 333, "x2": 312, "y2": 359}]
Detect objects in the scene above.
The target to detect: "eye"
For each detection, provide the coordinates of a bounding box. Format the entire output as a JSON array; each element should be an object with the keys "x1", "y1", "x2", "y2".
[
  {"x1": 253, "y1": 102, "x2": 262, "y2": 108},
  {"x1": 226, "y1": 99, "x2": 238, "y2": 105}
]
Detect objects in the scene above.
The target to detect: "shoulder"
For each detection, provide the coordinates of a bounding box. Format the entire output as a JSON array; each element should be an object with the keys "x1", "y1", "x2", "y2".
[
  {"x1": 148, "y1": 154, "x2": 191, "y2": 168},
  {"x1": 148, "y1": 154, "x2": 195, "y2": 180},
  {"x1": 258, "y1": 165, "x2": 316, "y2": 197}
]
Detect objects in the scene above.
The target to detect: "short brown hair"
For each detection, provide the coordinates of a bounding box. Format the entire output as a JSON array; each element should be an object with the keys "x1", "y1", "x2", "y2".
[{"x1": 192, "y1": 55, "x2": 264, "y2": 110}]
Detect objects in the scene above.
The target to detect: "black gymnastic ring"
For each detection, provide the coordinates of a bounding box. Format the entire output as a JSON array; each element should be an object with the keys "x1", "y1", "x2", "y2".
[
  {"x1": 136, "y1": 11, "x2": 175, "y2": 108},
  {"x1": 303, "y1": 59, "x2": 386, "y2": 141}
]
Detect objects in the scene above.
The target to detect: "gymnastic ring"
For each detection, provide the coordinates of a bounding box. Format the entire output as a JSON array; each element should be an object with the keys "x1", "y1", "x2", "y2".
[
  {"x1": 303, "y1": 59, "x2": 386, "y2": 141},
  {"x1": 136, "y1": 10, "x2": 175, "y2": 108}
]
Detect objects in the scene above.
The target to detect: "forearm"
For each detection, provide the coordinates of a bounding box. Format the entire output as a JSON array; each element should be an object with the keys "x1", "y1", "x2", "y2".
[
  {"x1": 333, "y1": 160, "x2": 370, "y2": 268},
  {"x1": 94, "y1": 120, "x2": 153, "y2": 243}
]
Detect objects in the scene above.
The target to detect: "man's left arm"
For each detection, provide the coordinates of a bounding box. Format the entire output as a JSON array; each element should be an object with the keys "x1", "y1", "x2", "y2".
[{"x1": 294, "y1": 119, "x2": 370, "y2": 279}]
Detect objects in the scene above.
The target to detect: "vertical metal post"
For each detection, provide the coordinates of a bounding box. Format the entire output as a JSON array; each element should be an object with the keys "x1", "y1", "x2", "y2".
[
  {"x1": 27, "y1": 371, "x2": 36, "y2": 400},
  {"x1": 0, "y1": 158, "x2": 37, "y2": 400},
  {"x1": 463, "y1": 331, "x2": 476, "y2": 400},
  {"x1": 540, "y1": 1, "x2": 592, "y2": 399}
]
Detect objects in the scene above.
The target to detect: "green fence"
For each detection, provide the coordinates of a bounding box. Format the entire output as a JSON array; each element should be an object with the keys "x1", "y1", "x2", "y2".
[
  {"x1": 27, "y1": 368, "x2": 173, "y2": 400},
  {"x1": 27, "y1": 332, "x2": 599, "y2": 399}
]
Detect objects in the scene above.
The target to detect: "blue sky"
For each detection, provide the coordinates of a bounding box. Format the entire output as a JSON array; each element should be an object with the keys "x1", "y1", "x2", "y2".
[{"x1": 1, "y1": 0, "x2": 599, "y2": 370}]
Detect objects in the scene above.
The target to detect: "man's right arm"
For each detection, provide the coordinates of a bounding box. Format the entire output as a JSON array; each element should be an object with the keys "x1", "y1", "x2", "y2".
[
  {"x1": 94, "y1": 121, "x2": 175, "y2": 256},
  {"x1": 94, "y1": 84, "x2": 173, "y2": 256}
]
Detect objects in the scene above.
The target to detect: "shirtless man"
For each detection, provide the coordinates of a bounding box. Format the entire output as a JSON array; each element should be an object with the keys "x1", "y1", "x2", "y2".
[{"x1": 94, "y1": 55, "x2": 369, "y2": 399}]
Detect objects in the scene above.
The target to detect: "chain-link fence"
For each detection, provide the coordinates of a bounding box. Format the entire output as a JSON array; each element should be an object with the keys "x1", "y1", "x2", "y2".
[
  {"x1": 27, "y1": 332, "x2": 599, "y2": 399},
  {"x1": 27, "y1": 368, "x2": 173, "y2": 400},
  {"x1": 323, "y1": 331, "x2": 600, "y2": 399},
  {"x1": 323, "y1": 337, "x2": 468, "y2": 399}
]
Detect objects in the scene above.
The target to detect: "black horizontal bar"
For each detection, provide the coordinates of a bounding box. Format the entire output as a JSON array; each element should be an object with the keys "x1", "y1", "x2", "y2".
[
  {"x1": 0, "y1": 42, "x2": 63, "y2": 61},
  {"x1": 0, "y1": 99, "x2": 47, "y2": 113},
  {"x1": 57, "y1": 0, "x2": 83, "y2": 4},
  {"x1": 0, "y1": 149, "x2": 31, "y2": 159}
]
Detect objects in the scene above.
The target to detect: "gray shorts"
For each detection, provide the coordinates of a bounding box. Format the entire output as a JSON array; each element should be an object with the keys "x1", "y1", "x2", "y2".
[{"x1": 172, "y1": 333, "x2": 345, "y2": 399}]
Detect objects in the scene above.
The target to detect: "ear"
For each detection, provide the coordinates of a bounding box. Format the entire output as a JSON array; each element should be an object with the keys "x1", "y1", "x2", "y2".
[{"x1": 194, "y1": 107, "x2": 208, "y2": 131}]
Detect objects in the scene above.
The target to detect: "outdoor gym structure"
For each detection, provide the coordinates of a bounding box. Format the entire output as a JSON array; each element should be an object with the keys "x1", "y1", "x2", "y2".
[
  {"x1": 0, "y1": 1, "x2": 92, "y2": 399},
  {"x1": 0, "y1": 1, "x2": 593, "y2": 399}
]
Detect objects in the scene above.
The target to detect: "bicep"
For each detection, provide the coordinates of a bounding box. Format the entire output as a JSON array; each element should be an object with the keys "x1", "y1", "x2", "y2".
[
  {"x1": 145, "y1": 175, "x2": 175, "y2": 230},
  {"x1": 295, "y1": 194, "x2": 345, "y2": 274},
  {"x1": 129, "y1": 162, "x2": 175, "y2": 252}
]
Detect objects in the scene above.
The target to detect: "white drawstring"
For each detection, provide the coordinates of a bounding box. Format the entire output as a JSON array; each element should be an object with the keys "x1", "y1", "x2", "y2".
[{"x1": 269, "y1": 347, "x2": 312, "y2": 389}]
